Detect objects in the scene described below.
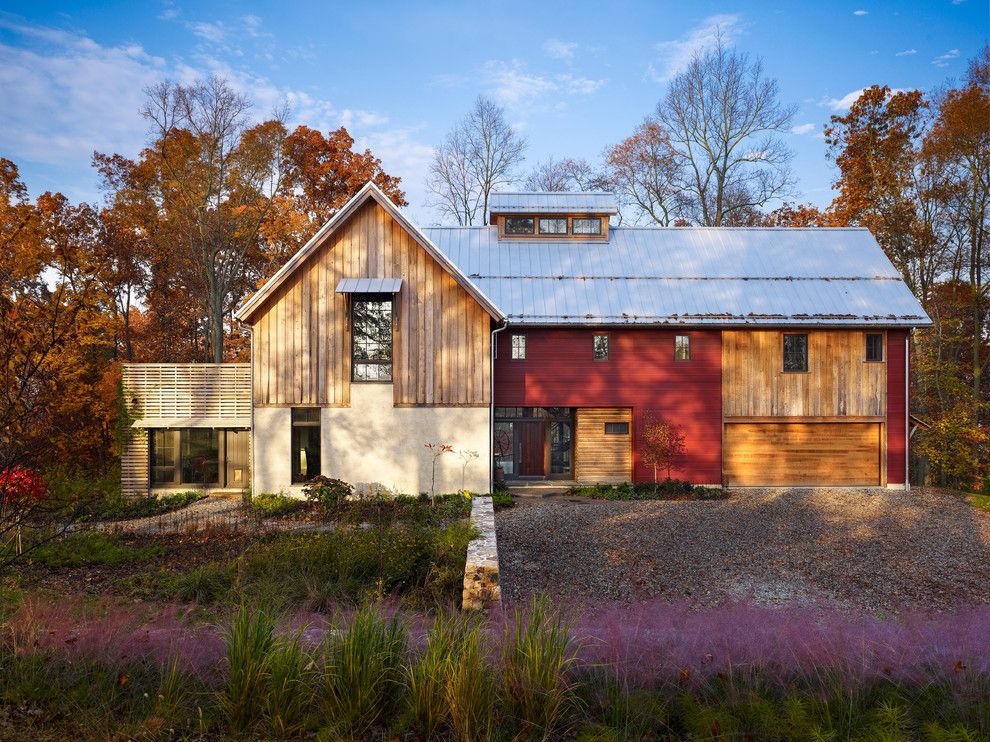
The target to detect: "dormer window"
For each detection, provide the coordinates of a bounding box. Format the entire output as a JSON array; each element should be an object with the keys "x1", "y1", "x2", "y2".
[
  {"x1": 572, "y1": 217, "x2": 602, "y2": 235},
  {"x1": 539, "y1": 217, "x2": 568, "y2": 235},
  {"x1": 504, "y1": 217, "x2": 535, "y2": 235}
]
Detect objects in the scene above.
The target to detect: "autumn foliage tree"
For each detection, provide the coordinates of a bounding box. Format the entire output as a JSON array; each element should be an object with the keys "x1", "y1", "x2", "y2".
[{"x1": 639, "y1": 414, "x2": 687, "y2": 486}]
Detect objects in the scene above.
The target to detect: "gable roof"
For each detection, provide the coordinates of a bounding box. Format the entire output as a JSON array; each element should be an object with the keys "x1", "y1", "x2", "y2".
[
  {"x1": 488, "y1": 191, "x2": 618, "y2": 216},
  {"x1": 423, "y1": 225, "x2": 931, "y2": 327},
  {"x1": 234, "y1": 182, "x2": 504, "y2": 324}
]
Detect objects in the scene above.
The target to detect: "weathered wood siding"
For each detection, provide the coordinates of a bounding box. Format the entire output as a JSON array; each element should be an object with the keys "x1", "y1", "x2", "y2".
[
  {"x1": 121, "y1": 429, "x2": 149, "y2": 498},
  {"x1": 722, "y1": 330, "x2": 887, "y2": 418},
  {"x1": 250, "y1": 200, "x2": 491, "y2": 407},
  {"x1": 575, "y1": 408, "x2": 633, "y2": 483}
]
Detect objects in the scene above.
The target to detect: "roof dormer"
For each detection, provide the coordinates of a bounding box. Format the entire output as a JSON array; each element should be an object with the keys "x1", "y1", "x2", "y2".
[{"x1": 489, "y1": 192, "x2": 617, "y2": 241}]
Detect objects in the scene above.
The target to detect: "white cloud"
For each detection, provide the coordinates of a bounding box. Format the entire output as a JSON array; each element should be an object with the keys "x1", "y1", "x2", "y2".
[
  {"x1": 242, "y1": 15, "x2": 263, "y2": 37},
  {"x1": 791, "y1": 123, "x2": 816, "y2": 135},
  {"x1": 340, "y1": 109, "x2": 389, "y2": 129},
  {"x1": 472, "y1": 59, "x2": 604, "y2": 105},
  {"x1": 188, "y1": 21, "x2": 227, "y2": 43},
  {"x1": 853, "y1": 9, "x2": 868, "y2": 15},
  {"x1": 895, "y1": 48, "x2": 917, "y2": 56},
  {"x1": 649, "y1": 13, "x2": 742, "y2": 82},
  {"x1": 544, "y1": 38, "x2": 577, "y2": 60},
  {"x1": 822, "y1": 86, "x2": 908, "y2": 111},
  {"x1": 932, "y1": 48, "x2": 960, "y2": 67}
]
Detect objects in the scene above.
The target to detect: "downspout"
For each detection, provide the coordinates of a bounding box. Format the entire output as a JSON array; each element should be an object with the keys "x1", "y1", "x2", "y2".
[
  {"x1": 490, "y1": 320, "x2": 508, "y2": 492},
  {"x1": 246, "y1": 325, "x2": 255, "y2": 502},
  {"x1": 905, "y1": 328, "x2": 912, "y2": 492}
]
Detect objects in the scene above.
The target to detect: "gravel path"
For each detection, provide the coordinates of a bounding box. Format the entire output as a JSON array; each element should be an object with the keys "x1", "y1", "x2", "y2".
[{"x1": 495, "y1": 488, "x2": 990, "y2": 614}]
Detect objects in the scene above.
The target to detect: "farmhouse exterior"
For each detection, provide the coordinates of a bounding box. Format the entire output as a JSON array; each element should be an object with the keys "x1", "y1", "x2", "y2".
[{"x1": 121, "y1": 183, "x2": 930, "y2": 497}]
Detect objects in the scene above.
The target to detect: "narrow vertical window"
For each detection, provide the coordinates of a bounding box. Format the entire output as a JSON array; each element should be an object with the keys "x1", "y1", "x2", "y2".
[
  {"x1": 351, "y1": 294, "x2": 393, "y2": 381},
  {"x1": 865, "y1": 333, "x2": 884, "y2": 362},
  {"x1": 593, "y1": 334, "x2": 609, "y2": 360},
  {"x1": 511, "y1": 334, "x2": 527, "y2": 360},
  {"x1": 674, "y1": 334, "x2": 690, "y2": 361},
  {"x1": 783, "y1": 333, "x2": 809, "y2": 372},
  {"x1": 291, "y1": 408, "x2": 321, "y2": 484}
]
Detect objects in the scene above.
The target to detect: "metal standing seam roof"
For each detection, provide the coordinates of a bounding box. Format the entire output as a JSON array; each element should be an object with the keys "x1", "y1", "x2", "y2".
[
  {"x1": 422, "y1": 226, "x2": 932, "y2": 327},
  {"x1": 488, "y1": 192, "x2": 619, "y2": 215},
  {"x1": 335, "y1": 278, "x2": 403, "y2": 294}
]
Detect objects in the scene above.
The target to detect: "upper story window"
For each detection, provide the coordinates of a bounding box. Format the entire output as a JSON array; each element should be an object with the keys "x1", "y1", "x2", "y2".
[
  {"x1": 675, "y1": 334, "x2": 690, "y2": 361},
  {"x1": 865, "y1": 333, "x2": 884, "y2": 362},
  {"x1": 504, "y1": 217, "x2": 535, "y2": 235},
  {"x1": 539, "y1": 217, "x2": 568, "y2": 235},
  {"x1": 572, "y1": 217, "x2": 602, "y2": 235},
  {"x1": 352, "y1": 294, "x2": 393, "y2": 381},
  {"x1": 783, "y1": 333, "x2": 809, "y2": 372},
  {"x1": 593, "y1": 333, "x2": 609, "y2": 360},
  {"x1": 511, "y1": 334, "x2": 527, "y2": 360}
]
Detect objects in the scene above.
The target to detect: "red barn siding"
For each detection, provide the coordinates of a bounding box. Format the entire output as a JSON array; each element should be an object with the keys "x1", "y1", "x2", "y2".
[
  {"x1": 494, "y1": 328, "x2": 723, "y2": 484},
  {"x1": 886, "y1": 330, "x2": 908, "y2": 485}
]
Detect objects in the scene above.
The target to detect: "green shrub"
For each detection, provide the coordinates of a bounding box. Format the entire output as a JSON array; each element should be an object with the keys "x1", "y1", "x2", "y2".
[
  {"x1": 568, "y1": 480, "x2": 723, "y2": 501},
  {"x1": 220, "y1": 604, "x2": 277, "y2": 735},
  {"x1": 251, "y1": 492, "x2": 307, "y2": 518},
  {"x1": 28, "y1": 531, "x2": 164, "y2": 567},
  {"x1": 322, "y1": 603, "x2": 407, "y2": 739},
  {"x1": 502, "y1": 595, "x2": 581, "y2": 740},
  {"x1": 303, "y1": 475, "x2": 353, "y2": 511},
  {"x1": 171, "y1": 561, "x2": 234, "y2": 603},
  {"x1": 492, "y1": 490, "x2": 514, "y2": 510}
]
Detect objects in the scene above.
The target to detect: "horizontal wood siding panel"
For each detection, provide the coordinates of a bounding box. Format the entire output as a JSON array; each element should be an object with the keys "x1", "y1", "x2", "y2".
[
  {"x1": 250, "y1": 201, "x2": 490, "y2": 407},
  {"x1": 722, "y1": 330, "x2": 887, "y2": 418},
  {"x1": 121, "y1": 429, "x2": 148, "y2": 497},
  {"x1": 494, "y1": 328, "x2": 722, "y2": 483},
  {"x1": 122, "y1": 364, "x2": 252, "y2": 421},
  {"x1": 724, "y1": 422, "x2": 880, "y2": 486},
  {"x1": 575, "y1": 408, "x2": 632, "y2": 483}
]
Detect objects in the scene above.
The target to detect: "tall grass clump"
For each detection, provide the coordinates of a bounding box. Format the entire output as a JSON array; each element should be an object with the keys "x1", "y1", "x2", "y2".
[
  {"x1": 262, "y1": 630, "x2": 316, "y2": 738},
  {"x1": 219, "y1": 604, "x2": 276, "y2": 735},
  {"x1": 322, "y1": 603, "x2": 407, "y2": 739},
  {"x1": 446, "y1": 619, "x2": 496, "y2": 741},
  {"x1": 503, "y1": 595, "x2": 581, "y2": 740}
]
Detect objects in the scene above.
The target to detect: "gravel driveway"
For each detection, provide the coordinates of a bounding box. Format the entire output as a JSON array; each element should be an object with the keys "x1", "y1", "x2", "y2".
[{"x1": 495, "y1": 488, "x2": 990, "y2": 613}]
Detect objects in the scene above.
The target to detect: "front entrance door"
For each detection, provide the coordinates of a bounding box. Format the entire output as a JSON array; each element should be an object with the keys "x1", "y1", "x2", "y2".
[{"x1": 518, "y1": 421, "x2": 546, "y2": 477}]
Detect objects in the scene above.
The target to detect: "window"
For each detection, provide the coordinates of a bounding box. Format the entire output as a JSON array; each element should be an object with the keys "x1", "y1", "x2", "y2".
[
  {"x1": 150, "y1": 428, "x2": 245, "y2": 488},
  {"x1": 783, "y1": 333, "x2": 809, "y2": 372},
  {"x1": 511, "y1": 334, "x2": 527, "y2": 360},
  {"x1": 866, "y1": 333, "x2": 884, "y2": 362},
  {"x1": 539, "y1": 217, "x2": 568, "y2": 235},
  {"x1": 604, "y1": 422, "x2": 629, "y2": 435},
  {"x1": 504, "y1": 217, "x2": 535, "y2": 235},
  {"x1": 674, "y1": 334, "x2": 690, "y2": 361},
  {"x1": 593, "y1": 334, "x2": 609, "y2": 360},
  {"x1": 352, "y1": 294, "x2": 393, "y2": 381},
  {"x1": 291, "y1": 408, "x2": 321, "y2": 484},
  {"x1": 572, "y1": 217, "x2": 602, "y2": 235}
]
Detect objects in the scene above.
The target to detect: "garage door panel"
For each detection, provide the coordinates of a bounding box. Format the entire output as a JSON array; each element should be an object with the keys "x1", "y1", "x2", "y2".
[{"x1": 724, "y1": 422, "x2": 880, "y2": 486}]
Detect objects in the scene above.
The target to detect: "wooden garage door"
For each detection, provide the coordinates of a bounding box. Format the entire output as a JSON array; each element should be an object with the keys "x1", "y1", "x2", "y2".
[{"x1": 724, "y1": 422, "x2": 880, "y2": 486}]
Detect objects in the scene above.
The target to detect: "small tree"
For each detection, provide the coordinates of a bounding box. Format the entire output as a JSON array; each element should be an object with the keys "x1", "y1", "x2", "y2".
[
  {"x1": 424, "y1": 443, "x2": 454, "y2": 505},
  {"x1": 639, "y1": 414, "x2": 687, "y2": 487},
  {"x1": 458, "y1": 449, "x2": 480, "y2": 496}
]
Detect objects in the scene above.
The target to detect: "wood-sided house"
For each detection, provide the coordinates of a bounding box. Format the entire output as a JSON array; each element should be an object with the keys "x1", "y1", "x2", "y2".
[{"x1": 121, "y1": 184, "x2": 930, "y2": 497}]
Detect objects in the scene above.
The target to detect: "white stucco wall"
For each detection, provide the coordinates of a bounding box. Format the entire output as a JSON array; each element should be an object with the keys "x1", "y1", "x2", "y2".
[{"x1": 252, "y1": 384, "x2": 491, "y2": 497}]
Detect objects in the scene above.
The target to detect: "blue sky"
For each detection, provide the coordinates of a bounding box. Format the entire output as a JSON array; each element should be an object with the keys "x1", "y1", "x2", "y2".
[{"x1": 1, "y1": 0, "x2": 986, "y2": 223}]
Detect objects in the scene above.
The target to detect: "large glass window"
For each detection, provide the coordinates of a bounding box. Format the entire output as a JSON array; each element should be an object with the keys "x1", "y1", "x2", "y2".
[
  {"x1": 572, "y1": 217, "x2": 602, "y2": 235},
  {"x1": 150, "y1": 428, "x2": 244, "y2": 487},
  {"x1": 504, "y1": 217, "x2": 535, "y2": 235},
  {"x1": 783, "y1": 333, "x2": 809, "y2": 372},
  {"x1": 352, "y1": 294, "x2": 393, "y2": 381},
  {"x1": 291, "y1": 408, "x2": 321, "y2": 484}
]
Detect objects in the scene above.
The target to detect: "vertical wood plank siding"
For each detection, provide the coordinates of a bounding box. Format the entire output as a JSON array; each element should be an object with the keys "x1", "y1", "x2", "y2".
[
  {"x1": 886, "y1": 330, "x2": 908, "y2": 484},
  {"x1": 249, "y1": 201, "x2": 491, "y2": 406},
  {"x1": 575, "y1": 408, "x2": 633, "y2": 483},
  {"x1": 494, "y1": 328, "x2": 723, "y2": 483},
  {"x1": 721, "y1": 330, "x2": 887, "y2": 417}
]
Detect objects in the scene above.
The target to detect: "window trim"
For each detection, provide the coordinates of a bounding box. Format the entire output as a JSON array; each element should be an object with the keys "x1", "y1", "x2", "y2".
[
  {"x1": 350, "y1": 293, "x2": 394, "y2": 383},
  {"x1": 604, "y1": 421, "x2": 630, "y2": 435},
  {"x1": 503, "y1": 216, "x2": 536, "y2": 236},
  {"x1": 674, "y1": 334, "x2": 691, "y2": 362},
  {"x1": 592, "y1": 333, "x2": 610, "y2": 361},
  {"x1": 865, "y1": 332, "x2": 884, "y2": 363},
  {"x1": 571, "y1": 216, "x2": 603, "y2": 235},
  {"x1": 782, "y1": 333, "x2": 810, "y2": 373},
  {"x1": 510, "y1": 333, "x2": 527, "y2": 360}
]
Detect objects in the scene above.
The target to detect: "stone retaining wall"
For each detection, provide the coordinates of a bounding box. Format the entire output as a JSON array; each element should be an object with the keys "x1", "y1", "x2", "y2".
[{"x1": 462, "y1": 495, "x2": 501, "y2": 610}]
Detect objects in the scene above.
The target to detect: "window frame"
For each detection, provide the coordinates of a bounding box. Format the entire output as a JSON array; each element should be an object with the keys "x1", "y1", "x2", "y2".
[
  {"x1": 782, "y1": 333, "x2": 809, "y2": 373},
  {"x1": 290, "y1": 407, "x2": 321, "y2": 484},
  {"x1": 592, "y1": 333, "x2": 610, "y2": 361},
  {"x1": 604, "y1": 421, "x2": 630, "y2": 435},
  {"x1": 571, "y1": 217, "x2": 603, "y2": 235},
  {"x1": 350, "y1": 293, "x2": 394, "y2": 382},
  {"x1": 504, "y1": 216, "x2": 536, "y2": 236},
  {"x1": 510, "y1": 333, "x2": 527, "y2": 360},
  {"x1": 674, "y1": 334, "x2": 691, "y2": 361},
  {"x1": 538, "y1": 217, "x2": 568, "y2": 235},
  {"x1": 865, "y1": 332, "x2": 884, "y2": 363},
  {"x1": 149, "y1": 428, "x2": 246, "y2": 489}
]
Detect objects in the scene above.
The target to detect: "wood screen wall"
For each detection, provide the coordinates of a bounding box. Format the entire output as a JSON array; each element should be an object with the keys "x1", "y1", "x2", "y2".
[
  {"x1": 250, "y1": 200, "x2": 492, "y2": 407},
  {"x1": 722, "y1": 330, "x2": 887, "y2": 418},
  {"x1": 575, "y1": 408, "x2": 633, "y2": 483}
]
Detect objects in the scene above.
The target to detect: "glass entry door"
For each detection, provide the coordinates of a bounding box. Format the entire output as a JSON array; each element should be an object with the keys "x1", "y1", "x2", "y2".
[
  {"x1": 494, "y1": 407, "x2": 574, "y2": 480},
  {"x1": 549, "y1": 420, "x2": 573, "y2": 478}
]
